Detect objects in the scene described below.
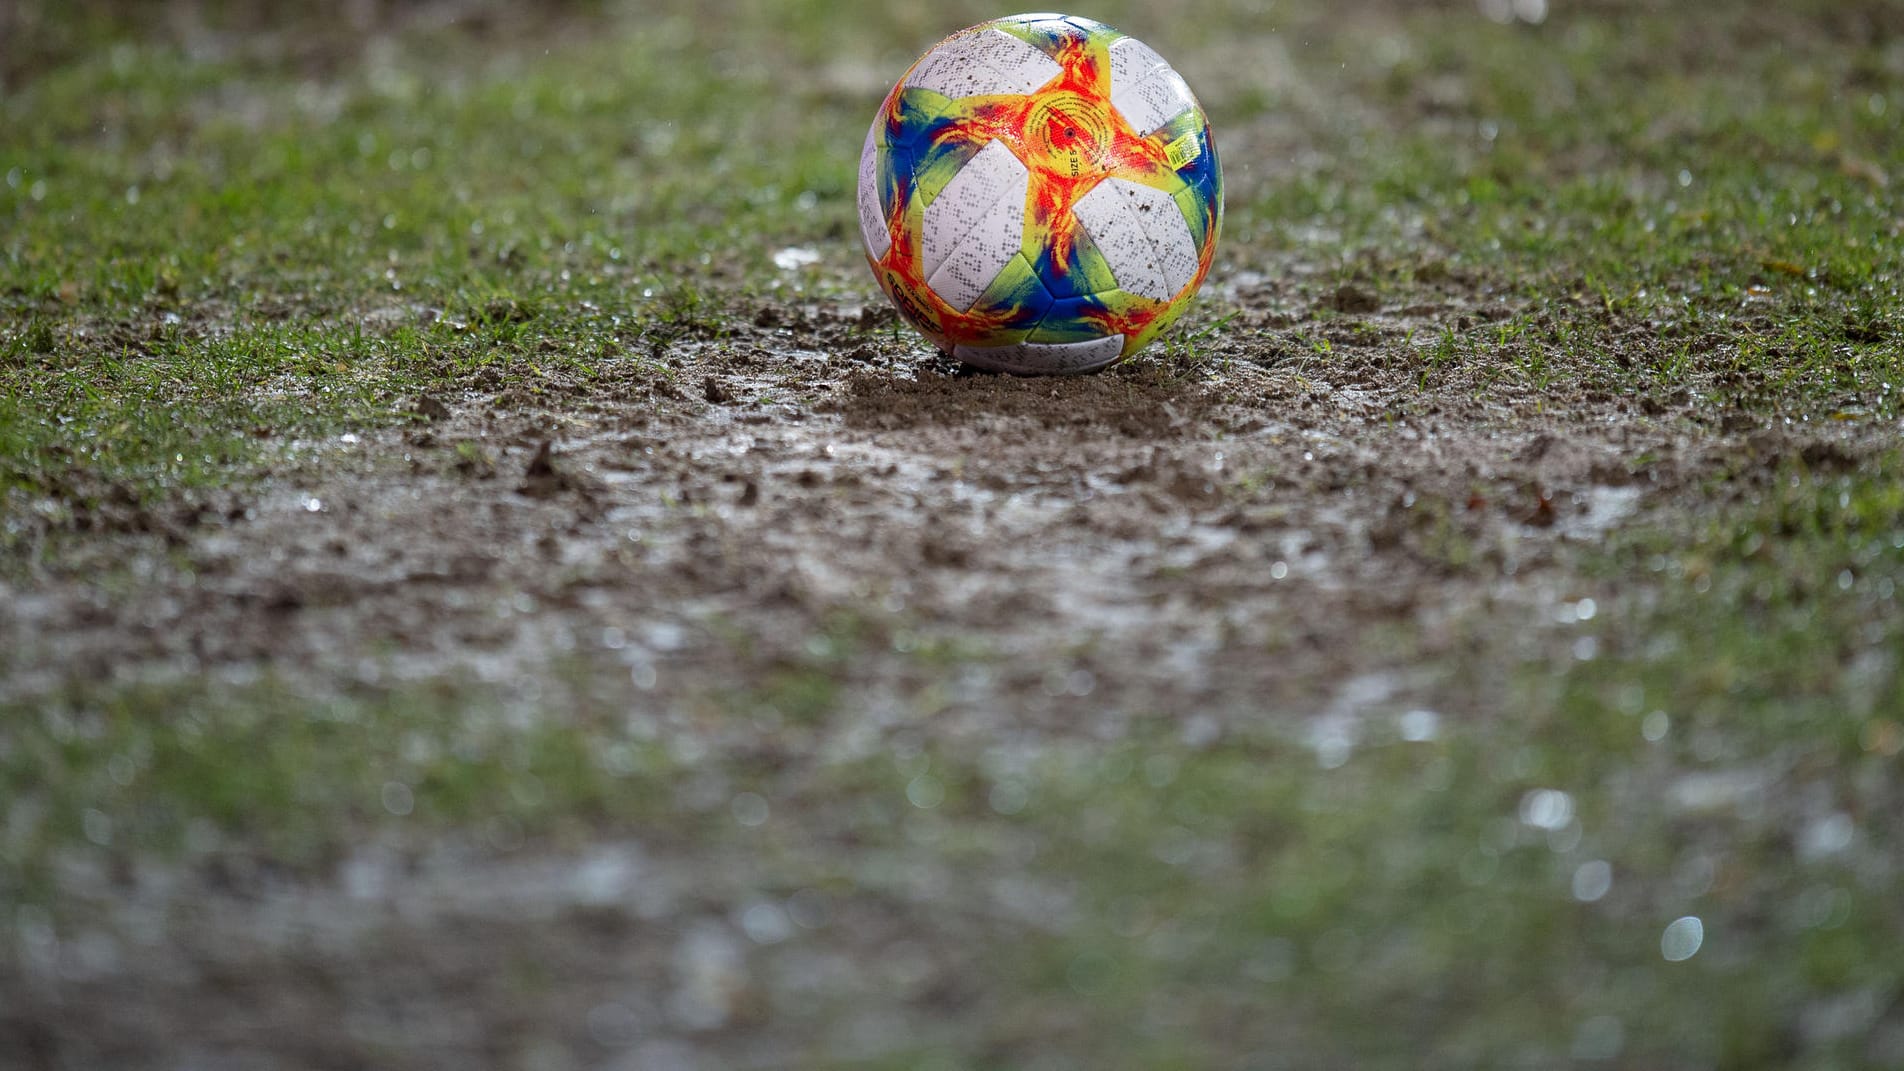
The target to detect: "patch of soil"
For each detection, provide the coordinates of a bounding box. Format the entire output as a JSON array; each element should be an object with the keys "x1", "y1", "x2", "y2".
[
  {"x1": 3, "y1": 296, "x2": 1886, "y2": 716},
  {"x1": 1, "y1": 299, "x2": 1894, "y2": 1067}
]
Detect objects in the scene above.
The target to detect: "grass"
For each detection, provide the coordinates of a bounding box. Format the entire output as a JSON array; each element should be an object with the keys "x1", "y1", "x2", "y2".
[
  {"x1": 2, "y1": 2, "x2": 857, "y2": 556},
  {"x1": 5, "y1": 0, "x2": 1900, "y2": 546}
]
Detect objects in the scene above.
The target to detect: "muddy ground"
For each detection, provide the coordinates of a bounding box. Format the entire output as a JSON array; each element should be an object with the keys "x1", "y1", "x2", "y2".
[
  {"x1": 12, "y1": 280, "x2": 1876, "y2": 721},
  {"x1": 3, "y1": 283, "x2": 1892, "y2": 1068}
]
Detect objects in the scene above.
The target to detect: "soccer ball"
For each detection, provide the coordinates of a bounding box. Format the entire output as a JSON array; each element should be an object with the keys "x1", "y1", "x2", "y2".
[{"x1": 857, "y1": 14, "x2": 1222, "y2": 375}]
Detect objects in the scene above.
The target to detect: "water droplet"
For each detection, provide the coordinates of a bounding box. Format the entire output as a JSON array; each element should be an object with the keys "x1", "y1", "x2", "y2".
[
  {"x1": 304, "y1": 497, "x2": 323, "y2": 512},
  {"x1": 600, "y1": 743, "x2": 640, "y2": 777},
  {"x1": 1270, "y1": 560, "x2": 1289, "y2": 580},
  {"x1": 82, "y1": 809, "x2": 113, "y2": 846},
  {"x1": 1519, "y1": 788, "x2": 1575, "y2": 831},
  {"x1": 339, "y1": 433, "x2": 360, "y2": 444},
  {"x1": 380, "y1": 781, "x2": 415, "y2": 816},
  {"x1": 731, "y1": 792, "x2": 769, "y2": 827},
  {"x1": 1572, "y1": 859, "x2": 1613, "y2": 902},
  {"x1": 1065, "y1": 668, "x2": 1096, "y2": 696},
  {"x1": 1800, "y1": 812, "x2": 1855, "y2": 858},
  {"x1": 1678, "y1": 169, "x2": 1693, "y2": 188},
  {"x1": 1642, "y1": 710, "x2": 1670, "y2": 742},
  {"x1": 1313, "y1": 730, "x2": 1352, "y2": 770},
  {"x1": 906, "y1": 774, "x2": 945, "y2": 809},
  {"x1": 585, "y1": 1001, "x2": 641, "y2": 1047},
  {"x1": 1660, "y1": 916, "x2": 1704, "y2": 961},
  {"x1": 772, "y1": 246, "x2": 821, "y2": 271},
  {"x1": 1398, "y1": 709, "x2": 1440, "y2": 742},
  {"x1": 107, "y1": 754, "x2": 136, "y2": 786},
  {"x1": 1575, "y1": 597, "x2": 1597, "y2": 621},
  {"x1": 739, "y1": 901, "x2": 792, "y2": 944},
  {"x1": 571, "y1": 850, "x2": 636, "y2": 904},
  {"x1": 787, "y1": 887, "x2": 831, "y2": 929}
]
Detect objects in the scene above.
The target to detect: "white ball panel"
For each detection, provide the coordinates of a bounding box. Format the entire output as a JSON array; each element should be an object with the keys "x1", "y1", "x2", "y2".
[
  {"x1": 902, "y1": 50, "x2": 989, "y2": 101},
  {"x1": 1074, "y1": 180, "x2": 1165, "y2": 300},
  {"x1": 1107, "y1": 36, "x2": 1167, "y2": 91},
  {"x1": 962, "y1": 27, "x2": 1065, "y2": 94},
  {"x1": 1115, "y1": 69, "x2": 1198, "y2": 136},
  {"x1": 921, "y1": 139, "x2": 1029, "y2": 280},
  {"x1": 1118, "y1": 179, "x2": 1202, "y2": 297},
  {"x1": 926, "y1": 196, "x2": 1024, "y2": 311},
  {"x1": 1073, "y1": 178, "x2": 1200, "y2": 301},
  {"x1": 905, "y1": 28, "x2": 1061, "y2": 100},
  {"x1": 856, "y1": 124, "x2": 891, "y2": 260},
  {"x1": 954, "y1": 334, "x2": 1127, "y2": 374}
]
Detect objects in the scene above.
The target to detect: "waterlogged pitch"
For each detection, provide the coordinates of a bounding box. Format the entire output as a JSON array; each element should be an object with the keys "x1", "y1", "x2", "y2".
[
  {"x1": 4, "y1": 1, "x2": 1903, "y2": 1066},
  {"x1": 857, "y1": 13, "x2": 1222, "y2": 374}
]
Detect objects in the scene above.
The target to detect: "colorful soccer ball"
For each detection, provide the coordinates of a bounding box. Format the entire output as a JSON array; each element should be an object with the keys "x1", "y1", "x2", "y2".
[{"x1": 857, "y1": 14, "x2": 1222, "y2": 375}]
